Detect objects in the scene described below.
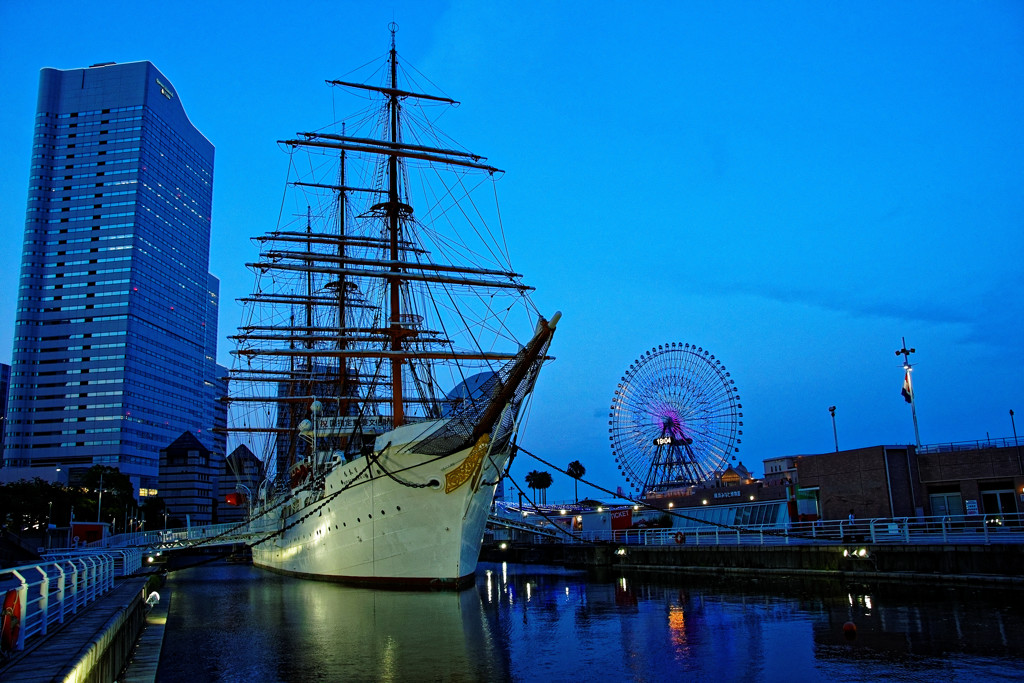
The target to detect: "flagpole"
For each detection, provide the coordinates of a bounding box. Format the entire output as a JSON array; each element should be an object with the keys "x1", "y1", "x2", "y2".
[
  {"x1": 907, "y1": 367, "x2": 921, "y2": 448},
  {"x1": 896, "y1": 338, "x2": 921, "y2": 448}
]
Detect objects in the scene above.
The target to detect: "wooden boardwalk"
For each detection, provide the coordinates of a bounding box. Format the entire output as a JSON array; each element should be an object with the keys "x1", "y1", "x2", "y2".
[{"x1": 0, "y1": 576, "x2": 148, "y2": 682}]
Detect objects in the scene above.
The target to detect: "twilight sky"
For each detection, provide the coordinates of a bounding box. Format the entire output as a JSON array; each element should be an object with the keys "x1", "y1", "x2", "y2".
[{"x1": 2, "y1": 1, "x2": 1022, "y2": 503}]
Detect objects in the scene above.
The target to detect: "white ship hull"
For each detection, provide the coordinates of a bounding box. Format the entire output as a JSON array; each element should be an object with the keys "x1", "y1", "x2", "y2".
[
  {"x1": 249, "y1": 430, "x2": 510, "y2": 589},
  {"x1": 229, "y1": 38, "x2": 558, "y2": 591}
]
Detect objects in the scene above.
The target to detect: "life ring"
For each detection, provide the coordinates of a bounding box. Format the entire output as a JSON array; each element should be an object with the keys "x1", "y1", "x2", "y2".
[
  {"x1": 673, "y1": 532, "x2": 685, "y2": 545},
  {"x1": 1, "y1": 589, "x2": 20, "y2": 653}
]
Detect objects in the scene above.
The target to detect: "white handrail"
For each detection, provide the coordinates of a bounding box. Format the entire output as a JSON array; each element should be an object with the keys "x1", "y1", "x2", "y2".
[
  {"x1": 548, "y1": 511, "x2": 1024, "y2": 548},
  {"x1": 0, "y1": 550, "x2": 142, "y2": 653}
]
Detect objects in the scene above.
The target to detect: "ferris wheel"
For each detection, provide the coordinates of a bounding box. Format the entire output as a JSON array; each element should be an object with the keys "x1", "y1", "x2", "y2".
[{"x1": 609, "y1": 343, "x2": 743, "y2": 497}]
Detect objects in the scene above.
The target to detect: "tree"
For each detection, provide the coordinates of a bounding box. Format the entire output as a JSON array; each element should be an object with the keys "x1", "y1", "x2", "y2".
[
  {"x1": 567, "y1": 460, "x2": 586, "y2": 503},
  {"x1": 141, "y1": 496, "x2": 169, "y2": 530},
  {"x1": 0, "y1": 478, "x2": 74, "y2": 534},
  {"x1": 81, "y1": 465, "x2": 136, "y2": 530},
  {"x1": 524, "y1": 470, "x2": 553, "y2": 505}
]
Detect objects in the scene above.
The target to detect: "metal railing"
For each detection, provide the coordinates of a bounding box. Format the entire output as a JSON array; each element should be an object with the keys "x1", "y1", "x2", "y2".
[
  {"x1": 0, "y1": 549, "x2": 142, "y2": 653},
  {"x1": 917, "y1": 436, "x2": 1021, "y2": 453},
  {"x1": 99, "y1": 522, "x2": 253, "y2": 550},
  {"x1": 92, "y1": 511, "x2": 1024, "y2": 554},
  {"x1": 565, "y1": 512, "x2": 1024, "y2": 547}
]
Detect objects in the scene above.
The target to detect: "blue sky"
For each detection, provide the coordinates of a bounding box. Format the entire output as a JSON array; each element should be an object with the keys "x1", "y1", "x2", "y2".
[{"x1": 2, "y1": 1, "x2": 1022, "y2": 503}]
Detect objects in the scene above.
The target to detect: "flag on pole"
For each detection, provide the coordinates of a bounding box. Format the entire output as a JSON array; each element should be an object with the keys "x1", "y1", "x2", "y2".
[{"x1": 901, "y1": 369, "x2": 913, "y2": 404}]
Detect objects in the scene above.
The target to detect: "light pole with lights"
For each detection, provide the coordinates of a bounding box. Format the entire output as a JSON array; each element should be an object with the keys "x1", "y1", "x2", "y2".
[
  {"x1": 828, "y1": 406, "x2": 838, "y2": 452},
  {"x1": 896, "y1": 338, "x2": 921, "y2": 448},
  {"x1": 1012, "y1": 409, "x2": 1021, "y2": 475}
]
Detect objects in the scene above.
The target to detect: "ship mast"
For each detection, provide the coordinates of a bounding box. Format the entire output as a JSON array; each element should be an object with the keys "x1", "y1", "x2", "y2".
[
  {"x1": 226, "y1": 25, "x2": 529, "y2": 446},
  {"x1": 337, "y1": 123, "x2": 347, "y2": 356},
  {"x1": 337, "y1": 123, "x2": 349, "y2": 411},
  {"x1": 386, "y1": 26, "x2": 405, "y2": 426}
]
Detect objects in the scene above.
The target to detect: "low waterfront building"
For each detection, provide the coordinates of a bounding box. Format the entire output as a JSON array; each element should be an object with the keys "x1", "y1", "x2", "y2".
[
  {"x1": 794, "y1": 445, "x2": 921, "y2": 520},
  {"x1": 915, "y1": 440, "x2": 1023, "y2": 521},
  {"x1": 567, "y1": 437, "x2": 1023, "y2": 535}
]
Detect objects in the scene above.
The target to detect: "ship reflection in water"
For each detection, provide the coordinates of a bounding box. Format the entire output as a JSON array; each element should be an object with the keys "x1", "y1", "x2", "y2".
[{"x1": 156, "y1": 562, "x2": 1024, "y2": 681}]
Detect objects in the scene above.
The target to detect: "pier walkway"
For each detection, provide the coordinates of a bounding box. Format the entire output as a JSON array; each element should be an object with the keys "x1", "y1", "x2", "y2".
[{"x1": 0, "y1": 575, "x2": 148, "y2": 682}]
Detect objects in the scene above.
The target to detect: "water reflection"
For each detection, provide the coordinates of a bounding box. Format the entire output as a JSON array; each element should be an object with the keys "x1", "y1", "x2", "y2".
[
  {"x1": 157, "y1": 565, "x2": 508, "y2": 682},
  {"x1": 157, "y1": 562, "x2": 1024, "y2": 682}
]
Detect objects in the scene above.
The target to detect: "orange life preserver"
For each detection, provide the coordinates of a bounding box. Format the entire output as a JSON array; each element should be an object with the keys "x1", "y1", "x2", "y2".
[
  {"x1": 673, "y1": 532, "x2": 685, "y2": 545},
  {"x1": 1, "y1": 589, "x2": 20, "y2": 653}
]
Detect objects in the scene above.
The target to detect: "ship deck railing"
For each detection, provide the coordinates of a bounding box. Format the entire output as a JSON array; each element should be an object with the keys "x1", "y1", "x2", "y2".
[{"x1": 563, "y1": 512, "x2": 1024, "y2": 547}]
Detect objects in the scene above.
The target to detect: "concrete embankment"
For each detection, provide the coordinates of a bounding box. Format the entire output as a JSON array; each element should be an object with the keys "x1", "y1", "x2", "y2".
[{"x1": 481, "y1": 542, "x2": 1024, "y2": 586}]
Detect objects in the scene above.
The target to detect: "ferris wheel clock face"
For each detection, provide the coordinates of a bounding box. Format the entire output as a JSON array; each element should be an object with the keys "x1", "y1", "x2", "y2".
[{"x1": 609, "y1": 343, "x2": 743, "y2": 497}]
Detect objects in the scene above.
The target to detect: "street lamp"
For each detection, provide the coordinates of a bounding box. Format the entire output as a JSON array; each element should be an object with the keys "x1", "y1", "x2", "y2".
[
  {"x1": 828, "y1": 406, "x2": 838, "y2": 452},
  {"x1": 1012, "y1": 409, "x2": 1021, "y2": 475},
  {"x1": 238, "y1": 484, "x2": 253, "y2": 519},
  {"x1": 96, "y1": 470, "x2": 104, "y2": 523}
]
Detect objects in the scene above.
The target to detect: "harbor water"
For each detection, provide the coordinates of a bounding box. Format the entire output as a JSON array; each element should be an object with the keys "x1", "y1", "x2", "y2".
[{"x1": 152, "y1": 561, "x2": 1024, "y2": 682}]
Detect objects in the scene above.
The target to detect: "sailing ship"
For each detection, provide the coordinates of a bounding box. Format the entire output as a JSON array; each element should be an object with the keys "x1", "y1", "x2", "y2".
[{"x1": 227, "y1": 27, "x2": 558, "y2": 589}]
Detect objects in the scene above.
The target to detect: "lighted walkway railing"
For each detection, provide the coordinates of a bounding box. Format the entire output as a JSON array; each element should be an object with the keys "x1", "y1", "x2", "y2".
[
  {"x1": 563, "y1": 512, "x2": 1024, "y2": 547},
  {"x1": 0, "y1": 549, "x2": 142, "y2": 653},
  {"x1": 99, "y1": 522, "x2": 261, "y2": 550},
  {"x1": 99, "y1": 511, "x2": 1024, "y2": 554}
]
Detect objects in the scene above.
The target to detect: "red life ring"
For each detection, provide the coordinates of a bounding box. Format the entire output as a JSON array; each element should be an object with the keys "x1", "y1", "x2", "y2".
[
  {"x1": 1, "y1": 589, "x2": 20, "y2": 653},
  {"x1": 673, "y1": 532, "x2": 685, "y2": 545}
]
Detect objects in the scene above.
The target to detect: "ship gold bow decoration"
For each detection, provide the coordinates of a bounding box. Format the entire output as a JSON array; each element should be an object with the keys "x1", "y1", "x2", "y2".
[{"x1": 444, "y1": 434, "x2": 491, "y2": 494}]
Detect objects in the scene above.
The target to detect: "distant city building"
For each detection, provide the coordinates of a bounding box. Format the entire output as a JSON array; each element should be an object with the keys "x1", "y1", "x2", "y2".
[
  {"x1": 159, "y1": 431, "x2": 216, "y2": 526},
  {"x1": 0, "y1": 363, "x2": 9, "y2": 460},
  {"x1": 762, "y1": 455, "x2": 798, "y2": 485},
  {"x1": 217, "y1": 444, "x2": 264, "y2": 524},
  {"x1": 2, "y1": 61, "x2": 224, "y2": 495}
]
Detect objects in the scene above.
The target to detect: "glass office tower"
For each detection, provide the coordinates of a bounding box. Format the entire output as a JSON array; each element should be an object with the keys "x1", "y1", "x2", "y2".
[{"x1": 4, "y1": 61, "x2": 224, "y2": 494}]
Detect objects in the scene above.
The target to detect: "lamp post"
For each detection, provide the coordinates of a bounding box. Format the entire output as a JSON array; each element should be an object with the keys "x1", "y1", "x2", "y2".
[
  {"x1": 895, "y1": 338, "x2": 921, "y2": 448},
  {"x1": 1012, "y1": 409, "x2": 1021, "y2": 475},
  {"x1": 828, "y1": 406, "x2": 838, "y2": 452},
  {"x1": 96, "y1": 470, "x2": 104, "y2": 523},
  {"x1": 239, "y1": 484, "x2": 253, "y2": 519}
]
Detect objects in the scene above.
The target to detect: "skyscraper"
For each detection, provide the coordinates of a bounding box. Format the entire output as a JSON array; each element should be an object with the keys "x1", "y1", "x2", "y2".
[{"x1": 3, "y1": 61, "x2": 224, "y2": 496}]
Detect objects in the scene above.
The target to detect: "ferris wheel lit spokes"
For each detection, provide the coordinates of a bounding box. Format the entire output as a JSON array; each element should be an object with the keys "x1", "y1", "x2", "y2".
[{"x1": 609, "y1": 343, "x2": 743, "y2": 496}]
